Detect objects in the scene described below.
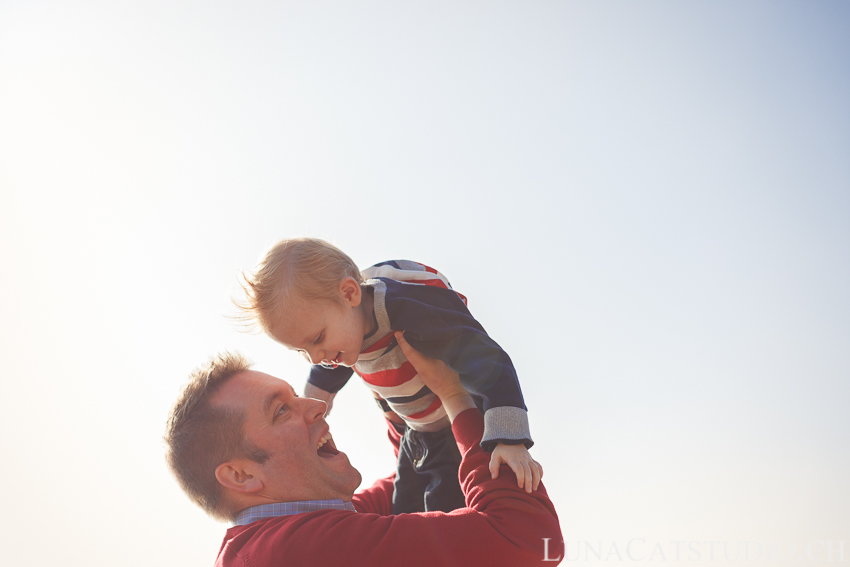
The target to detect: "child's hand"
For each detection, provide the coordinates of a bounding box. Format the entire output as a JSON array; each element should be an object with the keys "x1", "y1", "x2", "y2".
[
  {"x1": 304, "y1": 382, "x2": 336, "y2": 417},
  {"x1": 489, "y1": 443, "x2": 543, "y2": 493}
]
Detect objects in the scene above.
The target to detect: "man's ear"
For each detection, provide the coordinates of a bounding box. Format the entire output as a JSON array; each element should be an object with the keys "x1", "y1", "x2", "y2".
[
  {"x1": 338, "y1": 276, "x2": 362, "y2": 307},
  {"x1": 215, "y1": 460, "x2": 264, "y2": 494}
]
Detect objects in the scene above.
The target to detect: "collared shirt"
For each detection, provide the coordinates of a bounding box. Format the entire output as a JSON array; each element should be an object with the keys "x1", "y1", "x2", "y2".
[{"x1": 233, "y1": 500, "x2": 357, "y2": 526}]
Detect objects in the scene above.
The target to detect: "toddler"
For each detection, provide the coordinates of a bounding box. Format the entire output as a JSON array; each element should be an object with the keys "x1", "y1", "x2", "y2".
[{"x1": 239, "y1": 238, "x2": 539, "y2": 513}]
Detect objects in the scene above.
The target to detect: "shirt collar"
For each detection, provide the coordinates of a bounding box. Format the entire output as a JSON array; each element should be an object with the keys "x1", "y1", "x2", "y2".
[{"x1": 233, "y1": 499, "x2": 357, "y2": 526}]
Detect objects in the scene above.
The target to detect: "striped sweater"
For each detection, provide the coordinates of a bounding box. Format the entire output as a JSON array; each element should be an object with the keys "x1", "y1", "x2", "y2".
[{"x1": 307, "y1": 260, "x2": 532, "y2": 450}]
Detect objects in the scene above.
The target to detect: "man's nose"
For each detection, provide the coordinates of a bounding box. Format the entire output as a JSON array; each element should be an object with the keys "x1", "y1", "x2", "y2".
[{"x1": 301, "y1": 397, "x2": 327, "y2": 422}]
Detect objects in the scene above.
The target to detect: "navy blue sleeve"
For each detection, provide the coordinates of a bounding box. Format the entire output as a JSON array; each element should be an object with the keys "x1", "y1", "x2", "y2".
[
  {"x1": 308, "y1": 364, "x2": 355, "y2": 394},
  {"x1": 380, "y1": 278, "x2": 527, "y2": 415}
]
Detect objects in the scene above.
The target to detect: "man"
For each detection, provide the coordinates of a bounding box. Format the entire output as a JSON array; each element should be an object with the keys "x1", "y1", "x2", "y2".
[{"x1": 165, "y1": 332, "x2": 563, "y2": 566}]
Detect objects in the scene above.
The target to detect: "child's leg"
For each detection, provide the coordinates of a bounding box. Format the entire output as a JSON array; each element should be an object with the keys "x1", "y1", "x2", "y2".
[
  {"x1": 414, "y1": 427, "x2": 465, "y2": 513},
  {"x1": 392, "y1": 425, "x2": 426, "y2": 514}
]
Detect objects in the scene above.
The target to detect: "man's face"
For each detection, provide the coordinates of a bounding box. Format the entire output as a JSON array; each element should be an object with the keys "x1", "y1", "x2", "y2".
[
  {"x1": 211, "y1": 370, "x2": 361, "y2": 503},
  {"x1": 270, "y1": 289, "x2": 369, "y2": 369}
]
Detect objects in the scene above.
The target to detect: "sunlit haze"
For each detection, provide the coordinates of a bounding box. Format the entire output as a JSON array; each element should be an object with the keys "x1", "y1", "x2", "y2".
[{"x1": 1, "y1": 2, "x2": 848, "y2": 565}]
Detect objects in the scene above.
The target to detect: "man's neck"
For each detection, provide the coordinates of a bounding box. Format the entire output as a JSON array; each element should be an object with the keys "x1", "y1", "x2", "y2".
[{"x1": 233, "y1": 499, "x2": 357, "y2": 526}]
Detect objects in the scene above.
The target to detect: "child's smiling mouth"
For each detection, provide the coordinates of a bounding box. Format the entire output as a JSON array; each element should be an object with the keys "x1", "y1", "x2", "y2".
[{"x1": 322, "y1": 352, "x2": 342, "y2": 369}]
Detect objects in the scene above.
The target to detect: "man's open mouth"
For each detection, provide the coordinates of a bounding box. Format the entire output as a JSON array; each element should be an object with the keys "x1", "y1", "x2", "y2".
[{"x1": 317, "y1": 433, "x2": 340, "y2": 457}]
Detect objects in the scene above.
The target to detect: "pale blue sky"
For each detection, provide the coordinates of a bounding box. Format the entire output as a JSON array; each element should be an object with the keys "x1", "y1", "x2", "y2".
[{"x1": 1, "y1": 2, "x2": 848, "y2": 565}]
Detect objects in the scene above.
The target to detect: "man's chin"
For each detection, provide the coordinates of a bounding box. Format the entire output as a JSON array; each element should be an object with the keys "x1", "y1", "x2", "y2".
[
  {"x1": 340, "y1": 454, "x2": 362, "y2": 490},
  {"x1": 317, "y1": 443, "x2": 360, "y2": 493},
  {"x1": 319, "y1": 448, "x2": 356, "y2": 473},
  {"x1": 348, "y1": 468, "x2": 363, "y2": 495},
  {"x1": 330, "y1": 457, "x2": 362, "y2": 499}
]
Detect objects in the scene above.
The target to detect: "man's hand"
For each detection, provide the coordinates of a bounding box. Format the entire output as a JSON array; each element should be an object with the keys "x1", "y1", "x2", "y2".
[
  {"x1": 394, "y1": 331, "x2": 474, "y2": 421},
  {"x1": 489, "y1": 443, "x2": 543, "y2": 493},
  {"x1": 304, "y1": 382, "x2": 336, "y2": 417}
]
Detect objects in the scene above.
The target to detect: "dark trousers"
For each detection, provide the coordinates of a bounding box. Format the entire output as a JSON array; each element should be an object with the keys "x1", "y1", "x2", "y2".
[{"x1": 392, "y1": 425, "x2": 466, "y2": 514}]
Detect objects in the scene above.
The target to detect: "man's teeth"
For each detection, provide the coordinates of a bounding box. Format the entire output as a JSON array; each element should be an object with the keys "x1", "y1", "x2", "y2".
[{"x1": 317, "y1": 433, "x2": 332, "y2": 450}]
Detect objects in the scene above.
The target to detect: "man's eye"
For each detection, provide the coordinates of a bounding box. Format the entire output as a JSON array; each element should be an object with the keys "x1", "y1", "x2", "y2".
[{"x1": 277, "y1": 405, "x2": 289, "y2": 416}]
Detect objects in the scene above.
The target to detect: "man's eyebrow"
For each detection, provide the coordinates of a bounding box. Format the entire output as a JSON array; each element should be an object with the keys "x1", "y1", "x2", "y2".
[
  {"x1": 263, "y1": 385, "x2": 297, "y2": 416},
  {"x1": 263, "y1": 392, "x2": 280, "y2": 417}
]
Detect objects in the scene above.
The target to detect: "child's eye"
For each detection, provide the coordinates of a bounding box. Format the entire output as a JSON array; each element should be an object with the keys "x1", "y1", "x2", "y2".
[{"x1": 313, "y1": 332, "x2": 324, "y2": 345}]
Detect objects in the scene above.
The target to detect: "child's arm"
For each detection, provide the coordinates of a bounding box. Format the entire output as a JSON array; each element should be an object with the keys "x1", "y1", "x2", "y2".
[
  {"x1": 395, "y1": 329, "x2": 542, "y2": 492},
  {"x1": 382, "y1": 279, "x2": 533, "y2": 451},
  {"x1": 489, "y1": 442, "x2": 543, "y2": 493}
]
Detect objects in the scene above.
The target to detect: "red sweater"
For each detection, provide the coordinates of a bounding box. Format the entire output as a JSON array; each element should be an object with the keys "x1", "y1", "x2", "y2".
[{"x1": 215, "y1": 409, "x2": 563, "y2": 566}]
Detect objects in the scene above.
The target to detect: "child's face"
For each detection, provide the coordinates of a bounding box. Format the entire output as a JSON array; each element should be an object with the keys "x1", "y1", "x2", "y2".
[{"x1": 270, "y1": 278, "x2": 371, "y2": 368}]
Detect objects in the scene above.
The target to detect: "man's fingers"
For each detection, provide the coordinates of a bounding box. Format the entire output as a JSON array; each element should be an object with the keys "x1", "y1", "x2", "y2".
[
  {"x1": 394, "y1": 331, "x2": 433, "y2": 377},
  {"x1": 394, "y1": 331, "x2": 414, "y2": 358}
]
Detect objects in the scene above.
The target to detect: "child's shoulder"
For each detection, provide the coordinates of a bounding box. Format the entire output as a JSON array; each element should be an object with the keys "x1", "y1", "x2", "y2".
[
  {"x1": 362, "y1": 260, "x2": 452, "y2": 288},
  {"x1": 363, "y1": 260, "x2": 468, "y2": 308}
]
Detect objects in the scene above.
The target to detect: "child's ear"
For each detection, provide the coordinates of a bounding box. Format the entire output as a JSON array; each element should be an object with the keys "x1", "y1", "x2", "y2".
[{"x1": 339, "y1": 277, "x2": 362, "y2": 306}]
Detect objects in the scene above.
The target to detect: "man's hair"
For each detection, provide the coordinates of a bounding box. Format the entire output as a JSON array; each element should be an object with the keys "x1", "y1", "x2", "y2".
[
  {"x1": 236, "y1": 237, "x2": 363, "y2": 333},
  {"x1": 164, "y1": 352, "x2": 269, "y2": 522}
]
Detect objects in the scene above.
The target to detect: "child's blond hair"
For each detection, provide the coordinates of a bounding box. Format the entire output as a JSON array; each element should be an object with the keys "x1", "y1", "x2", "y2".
[{"x1": 237, "y1": 237, "x2": 363, "y2": 333}]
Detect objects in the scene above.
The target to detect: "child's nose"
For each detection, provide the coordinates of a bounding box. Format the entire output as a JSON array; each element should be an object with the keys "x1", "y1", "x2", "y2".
[{"x1": 300, "y1": 350, "x2": 320, "y2": 365}]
